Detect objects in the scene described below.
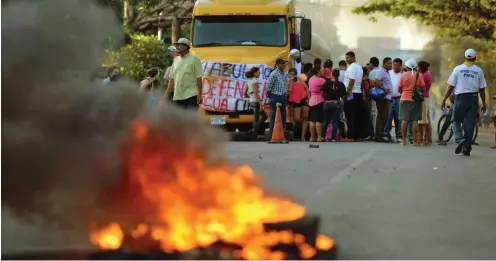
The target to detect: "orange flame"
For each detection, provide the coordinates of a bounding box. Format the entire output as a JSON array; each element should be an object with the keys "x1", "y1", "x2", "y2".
[
  {"x1": 90, "y1": 223, "x2": 123, "y2": 250},
  {"x1": 90, "y1": 120, "x2": 331, "y2": 259}
]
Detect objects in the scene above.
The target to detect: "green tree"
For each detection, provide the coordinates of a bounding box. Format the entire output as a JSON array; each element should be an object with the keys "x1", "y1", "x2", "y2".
[
  {"x1": 111, "y1": 33, "x2": 172, "y2": 84},
  {"x1": 353, "y1": 0, "x2": 496, "y2": 40},
  {"x1": 353, "y1": 0, "x2": 496, "y2": 99}
]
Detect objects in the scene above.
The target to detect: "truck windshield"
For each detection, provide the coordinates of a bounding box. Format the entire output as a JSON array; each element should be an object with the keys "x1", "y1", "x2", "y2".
[{"x1": 192, "y1": 15, "x2": 287, "y2": 47}]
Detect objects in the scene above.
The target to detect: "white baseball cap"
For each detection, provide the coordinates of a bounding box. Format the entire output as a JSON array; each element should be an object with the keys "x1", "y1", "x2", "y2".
[
  {"x1": 174, "y1": 37, "x2": 190, "y2": 46},
  {"x1": 465, "y1": 48, "x2": 476, "y2": 59},
  {"x1": 405, "y1": 59, "x2": 417, "y2": 69}
]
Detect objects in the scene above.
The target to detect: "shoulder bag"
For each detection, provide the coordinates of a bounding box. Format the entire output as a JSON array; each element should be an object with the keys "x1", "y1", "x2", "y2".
[{"x1": 412, "y1": 72, "x2": 424, "y2": 102}]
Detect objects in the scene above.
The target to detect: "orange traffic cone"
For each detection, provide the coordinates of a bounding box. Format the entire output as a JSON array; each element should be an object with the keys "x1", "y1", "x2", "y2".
[{"x1": 269, "y1": 103, "x2": 287, "y2": 144}]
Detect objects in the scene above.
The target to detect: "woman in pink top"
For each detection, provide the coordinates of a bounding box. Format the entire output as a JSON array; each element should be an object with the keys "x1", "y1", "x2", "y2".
[
  {"x1": 288, "y1": 67, "x2": 310, "y2": 141},
  {"x1": 418, "y1": 61, "x2": 433, "y2": 145},
  {"x1": 308, "y1": 67, "x2": 326, "y2": 141},
  {"x1": 398, "y1": 59, "x2": 425, "y2": 146}
]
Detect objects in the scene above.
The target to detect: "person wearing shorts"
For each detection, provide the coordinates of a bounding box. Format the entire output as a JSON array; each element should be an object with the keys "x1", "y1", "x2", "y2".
[
  {"x1": 398, "y1": 59, "x2": 425, "y2": 146},
  {"x1": 289, "y1": 66, "x2": 310, "y2": 141},
  {"x1": 418, "y1": 61, "x2": 433, "y2": 145}
]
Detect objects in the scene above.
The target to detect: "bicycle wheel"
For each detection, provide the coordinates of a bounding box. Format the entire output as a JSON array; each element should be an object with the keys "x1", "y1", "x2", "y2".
[
  {"x1": 445, "y1": 126, "x2": 453, "y2": 142},
  {"x1": 437, "y1": 115, "x2": 446, "y2": 137},
  {"x1": 437, "y1": 115, "x2": 453, "y2": 141}
]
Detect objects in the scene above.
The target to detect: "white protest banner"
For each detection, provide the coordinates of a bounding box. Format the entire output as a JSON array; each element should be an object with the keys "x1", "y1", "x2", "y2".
[{"x1": 200, "y1": 61, "x2": 274, "y2": 112}]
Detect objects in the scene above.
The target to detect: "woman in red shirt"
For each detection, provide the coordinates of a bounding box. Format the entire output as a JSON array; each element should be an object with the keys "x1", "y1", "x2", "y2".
[{"x1": 418, "y1": 61, "x2": 433, "y2": 145}]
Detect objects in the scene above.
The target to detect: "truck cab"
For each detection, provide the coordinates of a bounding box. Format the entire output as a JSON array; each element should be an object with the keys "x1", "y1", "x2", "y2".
[{"x1": 190, "y1": 0, "x2": 312, "y2": 137}]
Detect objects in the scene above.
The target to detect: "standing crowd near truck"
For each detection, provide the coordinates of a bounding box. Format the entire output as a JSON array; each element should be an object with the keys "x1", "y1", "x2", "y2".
[{"x1": 122, "y1": 37, "x2": 493, "y2": 155}]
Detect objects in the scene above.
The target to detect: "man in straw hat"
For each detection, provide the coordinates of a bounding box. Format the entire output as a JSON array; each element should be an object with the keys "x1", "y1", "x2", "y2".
[{"x1": 441, "y1": 49, "x2": 488, "y2": 156}]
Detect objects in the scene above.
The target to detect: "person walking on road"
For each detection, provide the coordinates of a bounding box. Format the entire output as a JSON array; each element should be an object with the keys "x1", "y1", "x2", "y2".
[
  {"x1": 441, "y1": 49, "x2": 487, "y2": 156},
  {"x1": 266, "y1": 58, "x2": 289, "y2": 140},
  {"x1": 372, "y1": 57, "x2": 393, "y2": 143},
  {"x1": 383, "y1": 58, "x2": 403, "y2": 142},
  {"x1": 164, "y1": 38, "x2": 204, "y2": 109}
]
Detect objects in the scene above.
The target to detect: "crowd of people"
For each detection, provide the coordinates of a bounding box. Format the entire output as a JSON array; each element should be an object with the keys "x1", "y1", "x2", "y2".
[
  {"x1": 102, "y1": 38, "x2": 494, "y2": 154},
  {"x1": 263, "y1": 51, "x2": 436, "y2": 146},
  {"x1": 262, "y1": 49, "x2": 493, "y2": 155}
]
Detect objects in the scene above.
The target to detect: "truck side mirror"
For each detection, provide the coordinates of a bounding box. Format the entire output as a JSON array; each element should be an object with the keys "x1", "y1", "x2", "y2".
[{"x1": 300, "y1": 18, "x2": 312, "y2": 51}]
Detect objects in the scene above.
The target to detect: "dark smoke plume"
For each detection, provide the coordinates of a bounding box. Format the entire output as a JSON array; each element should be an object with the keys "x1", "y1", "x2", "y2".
[{"x1": 1, "y1": 0, "x2": 226, "y2": 240}]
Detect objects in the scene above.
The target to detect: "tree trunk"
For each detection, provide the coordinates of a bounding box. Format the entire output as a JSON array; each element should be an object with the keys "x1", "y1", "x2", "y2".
[
  {"x1": 125, "y1": 0, "x2": 137, "y2": 27},
  {"x1": 171, "y1": 16, "x2": 180, "y2": 43}
]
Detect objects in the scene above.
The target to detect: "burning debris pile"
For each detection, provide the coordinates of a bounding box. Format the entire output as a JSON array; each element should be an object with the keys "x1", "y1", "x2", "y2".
[
  {"x1": 87, "y1": 120, "x2": 336, "y2": 260},
  {"x1": 1, "y1": 0, "x2": 337, "y2": 260}
]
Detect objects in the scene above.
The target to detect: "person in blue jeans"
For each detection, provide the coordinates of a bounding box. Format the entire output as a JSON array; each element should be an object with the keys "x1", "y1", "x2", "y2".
[
  {"x1": 266, "y1": 58, "x2": 289, "y2": 140},
  {"x1": 383, "y1": 58, "x2": 403, "y2": 142},
  {"x1": 321, "y1": 69, "x2": 346, "y2": 141}
]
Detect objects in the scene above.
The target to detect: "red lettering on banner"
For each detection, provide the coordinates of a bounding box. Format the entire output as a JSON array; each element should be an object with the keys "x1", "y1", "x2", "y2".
[
  {"x1": 201, "y1": 96, "x2": 229, "y2": 111},
  {"x1": 234, "y1": 81, "x2": 245, "y2": 98},
  {"x1": 218, "y1": 79, "x2": 227, "y2": 97},
  {"x1": 219, "y1": 98, "x2": 228, "y2": 111},
  {"x1": 200, "y1": 62, "x2": 273, "y2": 112}
]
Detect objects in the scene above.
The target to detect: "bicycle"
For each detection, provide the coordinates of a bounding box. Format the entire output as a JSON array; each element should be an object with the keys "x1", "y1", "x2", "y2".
[{"x1": 437, "y1": 104, "x2": 478, "y2": 143}]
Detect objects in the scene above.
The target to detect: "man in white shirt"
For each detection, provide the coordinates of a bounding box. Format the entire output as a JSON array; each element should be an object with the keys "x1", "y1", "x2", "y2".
[
  {"x1": 441, "y1": 49, "x2": 487, "y2": 156},
  {"x1": 383, "y1": 58, "x2": 403, "y2": 141},
  {"x1": 343, "y1": 51, "x2": 364, "y2": 141}
]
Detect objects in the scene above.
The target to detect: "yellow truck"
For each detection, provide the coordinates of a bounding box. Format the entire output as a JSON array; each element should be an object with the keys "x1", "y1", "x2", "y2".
[{"x1": 189, "y1": 0, "x2": 312, "y2": 140}]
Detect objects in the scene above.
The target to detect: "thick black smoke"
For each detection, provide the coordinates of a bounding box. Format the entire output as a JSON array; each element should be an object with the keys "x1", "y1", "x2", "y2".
[
  {"x1": 1, "y1": 0, "x2": 142, "y2": 225},
  {"x1": 1, "y1": 0, "x2": 226, "y2": 232}
]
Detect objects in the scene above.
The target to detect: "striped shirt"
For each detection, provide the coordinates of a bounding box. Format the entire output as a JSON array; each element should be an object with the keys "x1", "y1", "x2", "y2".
[{"x1": 266, "y1": 69, "x2": 288, "y2": 96}]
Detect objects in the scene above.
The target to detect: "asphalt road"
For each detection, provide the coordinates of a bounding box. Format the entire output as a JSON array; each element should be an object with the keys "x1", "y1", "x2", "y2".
[
  {"x1": 2, "y1": 129, "x2": 496, "y2": 259},
  {"x1": 227, "y1": 131, "x2": 496, "y2": 259}
]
